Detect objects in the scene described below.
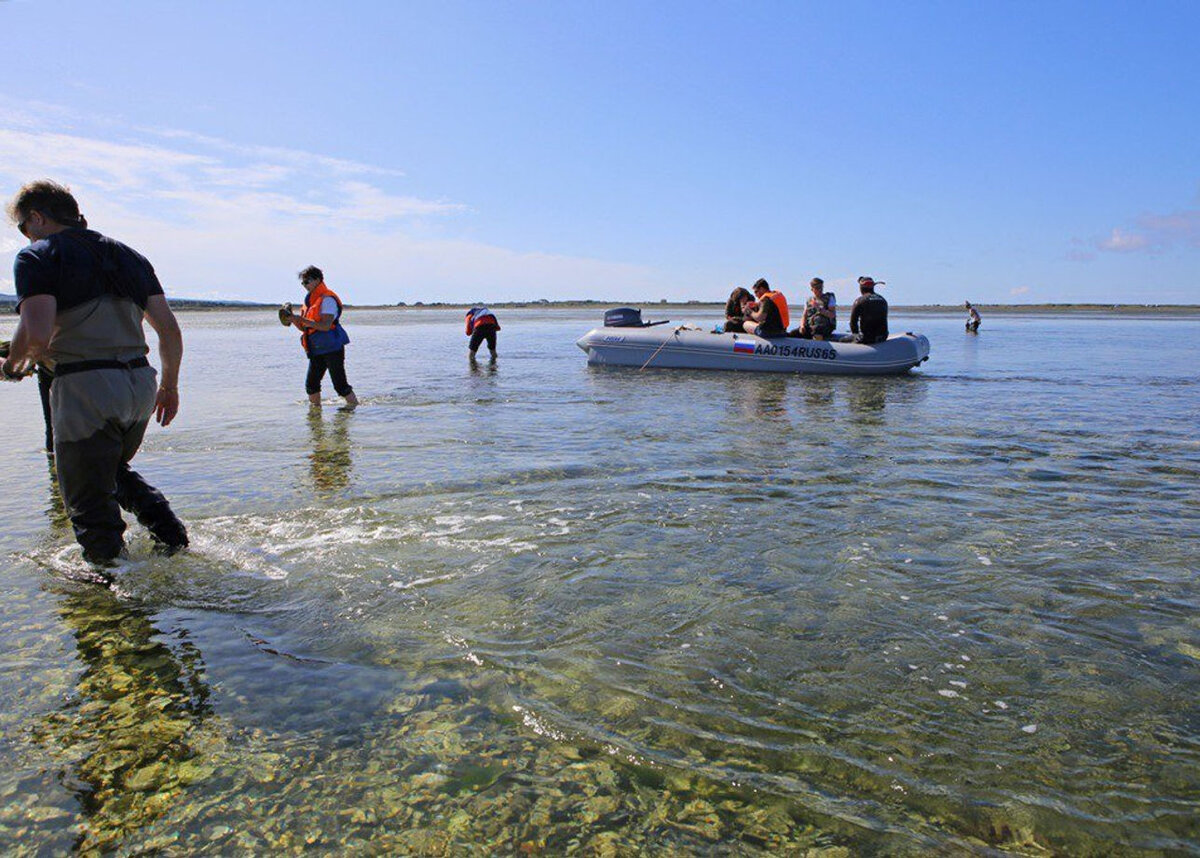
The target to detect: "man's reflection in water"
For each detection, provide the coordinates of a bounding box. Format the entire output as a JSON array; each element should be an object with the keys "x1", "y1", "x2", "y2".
[
  {"x1": 729, "y1": 375, "x2": 791, "y2": 423},
  {"x1": 34, "y1": 585, "x2": 212, "y2": 852},
  {"x1": 800, "y1": 376, "x2": 836, "y2": 411},
  {"x1": 468, "y1": 352, "x2": 498, "y2": 375},
  {"x1": 307, "y1": 407, "x2": 352, "y2": 493},
  {"x1": 44, "y1": 457, "x2": 70, "y2": 533},
  {"x1": 847, "y1": 378, "x2": 892, "y2": 423}
]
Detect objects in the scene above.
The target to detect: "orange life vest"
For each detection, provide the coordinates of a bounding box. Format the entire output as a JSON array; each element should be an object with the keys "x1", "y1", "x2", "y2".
[
  {"x1": 300, "y1": 281, "x2": 343, "y2": 352},
  {"x1": 465, "y1": 307, "x2": 499, "y2": 335},
  {"x1": 763, "y1": 290, "x2": 790, "y2": 329}
]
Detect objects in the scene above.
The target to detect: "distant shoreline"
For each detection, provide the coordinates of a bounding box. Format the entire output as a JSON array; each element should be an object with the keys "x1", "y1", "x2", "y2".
[
  {"x1": 181, "y1": 301, "x2": 1200, "y2": 315},
  {"x1": 2, "y1": 298, "x2": 1198, "y2": 316}
]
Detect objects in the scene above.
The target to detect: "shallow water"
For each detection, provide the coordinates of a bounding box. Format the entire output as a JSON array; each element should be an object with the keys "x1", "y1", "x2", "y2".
[{"x1": 0, "y1": 308, "x2": 1197, "y2": 854}]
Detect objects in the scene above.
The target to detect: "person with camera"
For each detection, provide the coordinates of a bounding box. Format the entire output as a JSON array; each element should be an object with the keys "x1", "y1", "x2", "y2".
[{"x1": 281, "y1": 266, "x2": 358, "y2": 408}]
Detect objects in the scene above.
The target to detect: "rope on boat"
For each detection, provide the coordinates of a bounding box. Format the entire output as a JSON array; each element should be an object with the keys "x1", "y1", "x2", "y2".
[{"x1": 638, "y1": 324, "x2": 687, "y2": 371}]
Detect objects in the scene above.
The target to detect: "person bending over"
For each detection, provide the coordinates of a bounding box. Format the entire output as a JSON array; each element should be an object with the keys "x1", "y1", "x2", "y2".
[
  {"x1": 465, "y1": 306, "x2": 500, "y2": 359},
  {"x1": 723, "y1": 286, "x2": 754, "y2": 332}
]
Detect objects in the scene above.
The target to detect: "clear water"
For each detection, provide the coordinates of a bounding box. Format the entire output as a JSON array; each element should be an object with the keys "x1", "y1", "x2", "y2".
[{"x1": 0, "y1": 308, "x2": 1196, "y2": 854}]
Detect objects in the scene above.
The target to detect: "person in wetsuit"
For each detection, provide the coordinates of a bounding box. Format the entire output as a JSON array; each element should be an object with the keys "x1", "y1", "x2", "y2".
[
  {"x1": 3, "y1": 180, "x2": 188, "y2": 566},
  {"x1": 849, "y1": 276, "x2": 889, "y2": 344}
]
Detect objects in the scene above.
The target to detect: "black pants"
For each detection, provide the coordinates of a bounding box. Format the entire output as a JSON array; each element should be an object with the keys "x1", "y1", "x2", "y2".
[
  {"x1": 56, "y1": 420, "x2": 188, "y2": 563},
  {"x1": 305, "y1": 348, "x2": 354, "y2": 397},
  {"x1": 469, "y1": 326, "x2": 497, "y2": 354},
  {"x1": 37, "y1": 366, "x2": 54, "y2": 452}
]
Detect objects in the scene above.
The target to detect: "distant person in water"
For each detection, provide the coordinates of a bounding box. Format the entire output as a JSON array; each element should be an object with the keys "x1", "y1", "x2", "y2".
[
  {"x1": 723, "y1": 286, "x2": 754, "y2": 332},
  {"x1": 965, "y1": 301, "x2": 981, "y2": 332},
  {"x1": 282, "y1": 266, "x2": 358, "y2": 408},
  {"x1": 797, "y1": 277, "x2": 836, "y2": 339},
  {"x1": 465, "y1": 306, "x2": 500, "y2": 359},
  {"x1": 740, "y1": 278, "x2": 789, "y2": 337},
  {"x1": 849, "y1": 276, "x2": 889, "y2": 344}
]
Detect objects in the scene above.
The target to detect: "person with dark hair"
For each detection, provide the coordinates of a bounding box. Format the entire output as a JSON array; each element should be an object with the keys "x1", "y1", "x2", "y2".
[
  {"x1": 849, "y1": 276, "x2": 889, "y2": 344},
  {"x1": 965, "y1": 301, "x2": 982, "y2": 332},
  {"x1": 281, "y1": 266, "x2": 358, "y2": 408},
  {"x1": 3, "y1": 180, "x2": 188, "y2": 567},
  {"x1": 465, "y1": 306, "x2": 500, "y2": 359},
  {"x1": 739, "y1": 278, "x2": 789, "y2": 337},
  {"x1": 797, "y1": 277, "x2": 836, "y2": 339},
  {"x1": 723, "y1": 286, "x2": 754, "y2": 332}
]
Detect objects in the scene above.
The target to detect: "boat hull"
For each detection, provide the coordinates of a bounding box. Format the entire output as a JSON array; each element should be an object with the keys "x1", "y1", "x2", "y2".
[{"x1": 576, "y1": 327, "x2": 930, "y2": 376}]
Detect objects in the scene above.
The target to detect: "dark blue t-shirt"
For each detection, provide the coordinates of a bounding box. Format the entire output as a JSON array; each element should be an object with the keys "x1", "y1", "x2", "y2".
[{"x1": 14, "y1": 228, "x2": 163, "y2": 312}]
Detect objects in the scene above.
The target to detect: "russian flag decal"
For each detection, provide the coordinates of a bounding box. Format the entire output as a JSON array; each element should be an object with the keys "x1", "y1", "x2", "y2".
[{"x1": 733, "y1": 340, "x2": 755, "y2": 354}]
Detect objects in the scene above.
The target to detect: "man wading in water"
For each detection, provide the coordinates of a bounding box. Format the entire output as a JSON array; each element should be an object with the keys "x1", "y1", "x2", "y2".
[
  {"x1": 281, "y1": 266, "x2": 358, "y2": 409},
  {"x1": 3, "y1": 180, "x2": 188, "y2": 568}
]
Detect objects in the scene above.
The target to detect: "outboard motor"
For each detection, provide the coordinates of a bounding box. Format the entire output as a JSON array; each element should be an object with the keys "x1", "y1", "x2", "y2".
[
  {"x1": 604, "y1": 307, "x2": 669, "y2": 328},
  {"x1": 604, "y1": 307, "x2": 645, "y2": 327}
]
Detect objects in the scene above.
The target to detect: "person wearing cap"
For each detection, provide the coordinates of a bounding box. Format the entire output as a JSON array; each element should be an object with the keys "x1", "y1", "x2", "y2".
[
  {"x1": 965, "y1": 301, "x2": 981, "y2": 333},
  {"x1": 797, "y1": 277, "x2": 836, "y2": 339},
  {"x1": 849, "y1": 276, "x2": 889, "y2": 344},
  {"x1": 739, "y1": 278, "x2": 789, "y2": 337}
]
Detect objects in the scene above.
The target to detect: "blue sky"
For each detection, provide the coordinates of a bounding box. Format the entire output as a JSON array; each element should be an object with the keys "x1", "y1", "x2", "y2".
[{"x1": 1, "y1": 0, "x2": 1198, "y2": 305}]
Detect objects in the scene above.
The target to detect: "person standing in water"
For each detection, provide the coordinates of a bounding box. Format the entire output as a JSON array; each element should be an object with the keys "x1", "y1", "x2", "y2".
[
  {"x1": 465, "y1": 306, "x2": 500, "y2": 360},
  {"x1": 965, "y1": 301, "x2": 982, "y2": 332},
  {"x1": 282, "y1": 266, "x2": 358, "y2": 408},
  {"x1": 3, "y1": 180, "x2": 188, "y2": 566}
]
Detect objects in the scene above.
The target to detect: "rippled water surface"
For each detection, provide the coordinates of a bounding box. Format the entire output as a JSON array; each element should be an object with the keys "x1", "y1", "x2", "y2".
[{"x1": 1, "y1": 308, "x2": 1197, "y2": 855}]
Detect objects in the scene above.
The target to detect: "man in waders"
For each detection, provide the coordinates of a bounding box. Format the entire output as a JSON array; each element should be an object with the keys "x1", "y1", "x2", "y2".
[{"x1": 3, "y1": 181, "x2": 188, "y2": 567}]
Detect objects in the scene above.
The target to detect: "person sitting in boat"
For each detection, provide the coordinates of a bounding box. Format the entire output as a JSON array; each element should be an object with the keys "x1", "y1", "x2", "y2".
[
  {"x1": 797, "y1": 277, "x2": 836, "y2": 339},
  {"x1": 723, "y1": 286, "x2": 754, "y2": 332},
  {"x1": 739, "y1": 278, "x2": 789, "y2": 338},
  {"x1": 849, "y1": 276, "x2": 889, "y2": 344},
  {"x1": 965, "y1": 301, "x2": 981, "y2": 332}
]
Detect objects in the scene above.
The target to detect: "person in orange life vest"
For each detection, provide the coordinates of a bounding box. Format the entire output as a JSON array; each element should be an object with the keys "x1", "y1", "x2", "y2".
[
  {"x1": 739, "y1": 278, "x2": 789, "y2": 337},
  {"x1": 465, "y1": 306, "x2": 500, "y2": 359},
  {"x1": 282, "y1": 266, "x2": 358, "y2": 408}
]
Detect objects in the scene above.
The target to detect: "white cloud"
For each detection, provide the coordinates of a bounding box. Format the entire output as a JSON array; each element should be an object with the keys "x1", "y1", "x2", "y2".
[
  {"x1": 0, "y1": 105, "x2": 662, "y2": 302},
  {"x1": 1010, "y1": 285, "x2": 1030, "y2": 296},
  {"x1": 1099, "y1": 227, "x2": 1150, "y2": 253},
  {"x1": 1094, "y1": 208, "x2": 1200, "y2": 255}
]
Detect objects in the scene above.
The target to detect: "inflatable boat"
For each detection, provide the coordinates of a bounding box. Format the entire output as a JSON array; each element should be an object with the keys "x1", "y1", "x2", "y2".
[{"x1": 576, "y1": 309, "x2": 930, "y2": 376}]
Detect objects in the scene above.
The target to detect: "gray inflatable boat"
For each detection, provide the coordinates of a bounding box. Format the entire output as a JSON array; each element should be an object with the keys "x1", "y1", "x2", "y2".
[{"x1": 577, "y1": 315, "x2": 931, "y2": 376}]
